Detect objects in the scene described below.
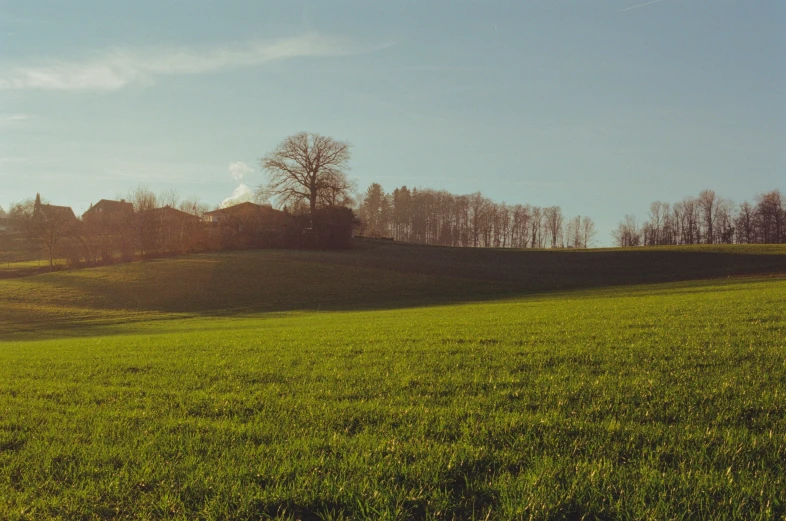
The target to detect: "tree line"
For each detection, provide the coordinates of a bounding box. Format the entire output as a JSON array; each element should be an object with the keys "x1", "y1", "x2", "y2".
[
  {"x1": 2, "y1": 131, "x2": 783, "y2": 265},
  {"x1": 613, "y1": 189, "x2": 785, "y2": 247},
  {"x1": 1, "y1": 133, "x2": 360, "y2": 271},
  {"x1": 356, "y1": 183, "x2": 596, "y2": 249},
  {"x1": 2, "y1": 186, "x2": 355, "y2": 272}
]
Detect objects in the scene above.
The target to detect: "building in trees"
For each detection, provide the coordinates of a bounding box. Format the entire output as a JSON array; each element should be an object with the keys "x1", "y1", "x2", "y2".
[
  {"x1": 204, "y1": 201, "x2": 356, "y2": 250},
  {"x1": 82, "y1": 199, "x2": 135, "y2": 263},
  {"x1": 7, "y1": 199, "x2": 37, "y2": 234},
  {"x1": 299, "y1": 206, "x2": 358, "y2": 249},
  {"x1": 32, "y1": 194, "x2": 79, "y2": 269},
  {"x1": 83, "y1": 199, "x2": 134, "y2": 221},
  {"x1": 143, "y1": 206, "x2": 203, "y2": 255},
  {"x1": 204, "y1": 202, "x2": 291, "y2": 249}
]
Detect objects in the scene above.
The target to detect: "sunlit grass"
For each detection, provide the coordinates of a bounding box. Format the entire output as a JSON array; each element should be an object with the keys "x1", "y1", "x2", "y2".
[{"x1": 1, "y1": 246, "x2": 785, "y2": 519}]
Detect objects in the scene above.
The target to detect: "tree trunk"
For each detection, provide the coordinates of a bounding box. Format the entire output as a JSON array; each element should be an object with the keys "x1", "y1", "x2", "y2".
[{"x1": 309, "y1": 191, "x2": 317, "y2": 228}]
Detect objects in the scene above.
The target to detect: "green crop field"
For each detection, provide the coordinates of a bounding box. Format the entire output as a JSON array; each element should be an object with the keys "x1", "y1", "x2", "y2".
[{"x1": 1, "y1": 243, "x2": 785, "y2": 520}]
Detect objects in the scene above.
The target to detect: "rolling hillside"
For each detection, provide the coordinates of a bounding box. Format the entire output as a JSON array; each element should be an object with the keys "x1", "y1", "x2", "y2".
[
  {"x1": 2, "y1": 242, "x2": 785, "y2": 339},
  {"x1": 1, "y1": 264, "x2": 785, "y2": 519}
]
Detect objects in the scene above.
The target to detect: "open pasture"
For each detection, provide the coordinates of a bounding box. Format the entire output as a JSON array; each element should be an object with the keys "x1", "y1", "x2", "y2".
[
  {"x1": 2, "y1": 243, "x2": 785, "y2": 339},
  {"x1": 1, "y1": 245, "x2": 785, "y2": 520}
]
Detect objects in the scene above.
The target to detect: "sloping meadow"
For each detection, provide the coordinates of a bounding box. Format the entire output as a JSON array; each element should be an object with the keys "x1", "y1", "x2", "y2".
[
  {"x1": 2, "y1": 244, "x2": 785, "y2": 340},
  {"x1": 0, "y1": 251, "x2": 510, "y2": 340},
  {"x1": 1, "y1": 265, "x2": 785, "y2": 519}
]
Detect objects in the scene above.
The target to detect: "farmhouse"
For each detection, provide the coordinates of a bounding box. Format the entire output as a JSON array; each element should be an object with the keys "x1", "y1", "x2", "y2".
[
  {"x1": 33, "y1": 197, "x2": 78, "y2": 225},
  {"x1": 146, "y1": 205, "x2": 201, "y2": 225},
  {"x1": 82, "y1": 199, "x2": 134, "y2": 224},
  {"x1": 202, "y1": 202, "x2": 285, "y2": 225},
  {"x1": 203, "y1": 202, "x2": 290, "y2": 249},
  {"x1": 140, "y1": 205, "x2": 203, "y2": 254}
]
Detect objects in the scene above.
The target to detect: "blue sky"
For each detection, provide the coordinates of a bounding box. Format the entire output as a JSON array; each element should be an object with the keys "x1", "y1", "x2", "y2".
[{"x1": 1, "y1": 0, "x2": 784, "y2": 243}]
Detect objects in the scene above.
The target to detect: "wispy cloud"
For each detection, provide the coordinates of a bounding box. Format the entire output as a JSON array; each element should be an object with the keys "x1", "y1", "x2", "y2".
[
  {"x1": 0, "y1": 33, "x2": 394, "y2": 91},
  {"x1": 1, "y1": 113, "x2": 30, "y2": 124},
  {"x1": 404, "y1": 65, "x2": 477, "y2": 73},
  {"x1": 618, "y1": 0, "x2": 670, "y2": 12}
]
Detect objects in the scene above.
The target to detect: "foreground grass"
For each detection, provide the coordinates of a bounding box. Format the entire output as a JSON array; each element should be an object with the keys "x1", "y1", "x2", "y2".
[{"x1": 1, "y1": 275, "x2": 784, "y2": 520}]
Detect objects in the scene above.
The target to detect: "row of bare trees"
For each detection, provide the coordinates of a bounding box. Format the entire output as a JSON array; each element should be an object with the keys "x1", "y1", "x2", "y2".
[
  {"x1": 613, "y1": 189, "x2": 785, "y2": 246},
  {"x1": 357, "y1": 183, "x2": 596, "y2": 249}
]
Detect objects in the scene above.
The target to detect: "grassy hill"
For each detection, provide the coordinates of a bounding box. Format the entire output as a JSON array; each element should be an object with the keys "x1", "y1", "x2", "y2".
[
  {"x1": 343, "y1": 240, "x2": 786, "y2": 288},
  {"x1": 2, "y1": 242, "x2": 785, "y2": 339},
  {"x1": 1, "y1": 244, "x2": 785, "y2": 519}
]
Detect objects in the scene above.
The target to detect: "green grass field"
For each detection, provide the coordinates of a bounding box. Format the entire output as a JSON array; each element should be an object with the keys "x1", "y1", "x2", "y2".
[{"x1": 1, "y1": 244, "x2": 785, "y2": 520}]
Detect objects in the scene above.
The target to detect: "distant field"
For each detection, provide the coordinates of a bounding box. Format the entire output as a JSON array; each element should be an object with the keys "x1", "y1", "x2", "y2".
[
  {"x1": 0, "y1": 233, "x2": 47, "y2": 277},
  {"x1": 1, "y1": 245, "x2": 785, "y2": 519}
]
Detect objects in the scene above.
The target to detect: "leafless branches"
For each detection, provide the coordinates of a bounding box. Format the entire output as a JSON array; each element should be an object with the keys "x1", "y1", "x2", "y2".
[
  {"x1": 619, "y1": 188, "x2": 784, "y2": 246},
  {"x1": 258, "y1": 132, "x2": 354, "y2": 220}
]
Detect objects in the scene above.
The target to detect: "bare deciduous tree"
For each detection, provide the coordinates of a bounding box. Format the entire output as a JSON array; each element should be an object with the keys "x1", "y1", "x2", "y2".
[
  {"x1": 613, "y1": 215, "x2": 641, "y2": 247},
  {"x1": 179, "y1": 196, "x2": 210, "y2": 217},
  {"x1": 258, "y1": 132, "x2": 353, "y2": 224},
  {"x1": 317, "y1": 171, "x2": 357, "y2": 209},
  {"x1": 755, "y1": 190, "x2": 784, "y2": 244},
  {"x1": 581, "y1": 217, "x2": 597, "y2": 248},
  {"x1": 530, "y1": 206, "x2": 542, "y2": 248},
  {"x1": 715, "y1": 198, "x2": 735, "y2": 244},
  {"x1": 697, "y1": 189, "x2": 717, "y2": 244},
  {"x1": 646, "y1": 201, "x2": 669, "y2": 246},
  {"x1": 735, "y1": 201, "x2": 755, "y2": 244},
  {"x1": 543, "y1": 206, "x2": 564, "y2": 248},
  {"x1": 468, "y1": 192, "x2": 490, "y2": 247},
  {"x1": 32, "y1": 194, "x2": 78, "y2": 270},
  {"x1": 127, "y1": 186, "x2": 158, "y2": 258},
  {"x1": 566, "y1": 215, "x2": 582, "y2": 248},
  {"x1": 128, "y1": 186, "x2": 158, "y2": 213},
  {"x1": 159, "y1": 188, "x2": 180, "y2": 209},
  {"x1": 674, "y1": 197, "x2": 699, "y2": 244},
  {"x1": 629, "y1": 188, "x2": 783, "y2": 247},
  {"x1": 7, "y1": 199, "x2": 36, "y2": 234}
]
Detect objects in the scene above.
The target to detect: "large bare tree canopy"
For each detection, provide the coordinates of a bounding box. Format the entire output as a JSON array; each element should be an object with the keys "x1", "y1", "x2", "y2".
[{"x1": 258, "y1": 132, "x2": 354, "y2": 217}]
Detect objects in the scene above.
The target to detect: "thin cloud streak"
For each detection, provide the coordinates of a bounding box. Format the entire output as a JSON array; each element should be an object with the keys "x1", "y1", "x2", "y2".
[
  {"x1": 618, "y1": 0, "x2": 670, "y2": 12},
  {"x1": 0, "y1": 114, "x2": 31, "y2": 127},
  {"x1": 0, "y1": 34, "x2": 395, "y2": 91},
  {"x1": 404, "y1": 65, "x2": 477, "y2": 73},
  {"x1": 0, "y1": 155, "x2": 55, "y2": 165}
]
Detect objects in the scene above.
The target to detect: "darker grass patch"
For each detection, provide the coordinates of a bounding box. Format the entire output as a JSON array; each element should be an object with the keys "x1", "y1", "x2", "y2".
[
  {"x1": 0, "y1": 437, "x2": 26, "y2": 453},
  {"x1": 2, "y1": 244, "x2": 786, "y2": 341}
]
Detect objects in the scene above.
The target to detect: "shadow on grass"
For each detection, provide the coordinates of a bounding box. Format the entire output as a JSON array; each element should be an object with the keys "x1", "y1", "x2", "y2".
[
  {"x1": 332, "y1": 240, "x2": 786, "y2": 290},
  {"x1": 2, "y1": 242, "x2": 785, "y2": 341}
]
